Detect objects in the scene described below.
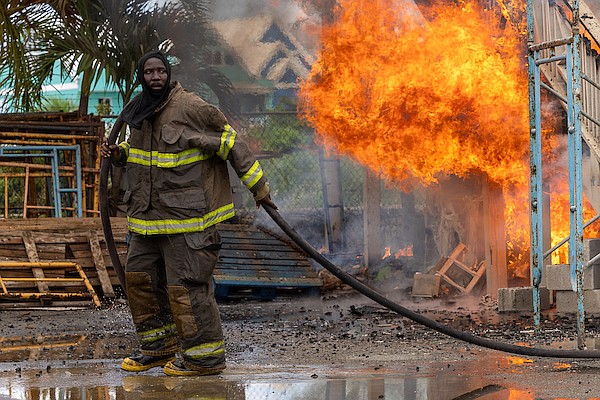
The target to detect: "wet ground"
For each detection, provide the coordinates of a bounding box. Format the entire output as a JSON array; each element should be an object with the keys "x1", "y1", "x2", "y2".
[{"x1": 2, "y1": 291, "x2": 600, "y2": 399}]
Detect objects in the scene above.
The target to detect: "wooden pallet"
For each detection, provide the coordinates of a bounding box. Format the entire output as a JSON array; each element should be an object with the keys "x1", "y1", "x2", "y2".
[
  {"x1": 0, "y1": 218, "x2": 321, "y2": 303},
  {"x1": 0, "y1": 217, "x2": 128, "y2": 305},
  {"x1": 0, "y1": 261, "x2": 101, "y2": 307},
  {"x1": 214, "y1": 224, "x2": 322, "y2": 300}
]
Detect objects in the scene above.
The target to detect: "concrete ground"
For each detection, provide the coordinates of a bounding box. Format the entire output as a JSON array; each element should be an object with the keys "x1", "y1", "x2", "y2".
[{"x1": 1, "y1": 290, "x2": 600, "y2": 399}]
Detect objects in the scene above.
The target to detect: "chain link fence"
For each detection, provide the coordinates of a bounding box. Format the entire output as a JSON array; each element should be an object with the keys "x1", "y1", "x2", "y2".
[
  {"x1": 233, "y1": 112, "x2": 419, "y2": 267},
  {"x1": 236, "y1": 111, "x2": 405, "y2": 211}
]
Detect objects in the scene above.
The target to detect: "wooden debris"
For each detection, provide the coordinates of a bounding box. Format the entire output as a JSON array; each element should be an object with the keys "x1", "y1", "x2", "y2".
[
  {"x1": 0, "y1": 261, "x2": 101, "y2": 307},
  {"x1": 0, "y1": 217, "x2": 128, "y2": 305},
  {"x1": 413, "y1": 242, "x2": 486, "y2": 298},
  {"x1": 436, "y1": 243, "x2": 486, "y2": 294}
]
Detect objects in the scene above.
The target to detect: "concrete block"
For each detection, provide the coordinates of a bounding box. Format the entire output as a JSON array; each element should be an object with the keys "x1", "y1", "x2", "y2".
[
  {"x1": 585, "y1": 238, "x2": 600, "y2": 266},
  {"x1": 556, "y1": 289, "x2": 600, "y2": 314},
  {"x1": 544, "y1": 264, "x2": 600, "y2": 291},
  {"x1": 498, "y1": 286, "x2": 550, "y2": 312},
  {"x1": 411, "y1": 273, "x2": 440, "y2": 298}
]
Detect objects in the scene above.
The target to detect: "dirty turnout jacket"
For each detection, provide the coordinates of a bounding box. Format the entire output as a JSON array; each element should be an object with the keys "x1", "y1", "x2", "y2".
[{"x1": 114, "y1": 82, "x2": 267, "y2": 235}]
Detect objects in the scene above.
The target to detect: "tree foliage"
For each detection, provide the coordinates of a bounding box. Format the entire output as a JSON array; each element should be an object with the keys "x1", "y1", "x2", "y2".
[{"x1": 1, "y1": 0, "x2": 238, "y2": 117}]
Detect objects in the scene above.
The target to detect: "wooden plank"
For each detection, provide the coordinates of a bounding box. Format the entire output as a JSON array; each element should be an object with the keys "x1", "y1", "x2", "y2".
[
  {"x1": 220, "y1": 242, "x2": 301, "y2": 252},
  {"x1": 0, "y1": 249, "x2": 28, "y2": 258},
  {"x1": 0, "y1": 236, "x2": 25, "y2": 245},
  {"x1": 3, "y1": 281, "x2": 89, "y2": 289},
  {"x1": 215, "y1": 268, "x2": 315, "y2": 278},
  {"x1": 0, "y1": 217, "x2": 127, "y2": 231},
  {"x1": 219, "y1": 233, "x2": 285, "y2": 243},
  {"x1": 87, "y1": 230, "x2": 115, "y2": 298},
  {"x1": 218, "y1": 257, "x2": 311, "y2": 268},
  {"x1": 483, "y1": 178, "x2": 508, "y2": 297},
  {"x1": 21, "y1": 232, "x2": 49, "y2": 292},
  {"x1": 220, "y1": 249, "x2": 309, "y2": 261},
  {"x1": 0, "y1": 300, "x2": 93, "y2": 309},
  {"x1": 213, "y1": 275, "x2": 322, "y2": 287}
]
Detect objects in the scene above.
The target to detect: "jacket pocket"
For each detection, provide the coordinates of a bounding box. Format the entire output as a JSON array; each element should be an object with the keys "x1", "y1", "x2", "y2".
[
  {"x1": 184, "y1": 230, "x2": 222, "y2": 250},
  {"x1": 161, "y1": 123, "x2": 184, "y2": 145},
  {"x1": 158, "y1": 187, "x2": 206, "y2": 211}
]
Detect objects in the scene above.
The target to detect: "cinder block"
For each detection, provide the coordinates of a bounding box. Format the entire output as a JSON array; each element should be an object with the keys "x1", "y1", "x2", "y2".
[
  {"x1": 498, "y1": 286, "x2": 550, "y2": 312},
  {"x1": 556, "y1": 289, "x2": 600, "y2": 314},
  {"x1": 542, "y1": 264, "x2": 600, "y2": 290},
  {"x1": 544, "y1": 264, "x2": 600, "y2": 291},
  {"x1": 585, "y1": 238, "x2": 600, "y2": 266},
  {"x1": 411, "y1": 272, "x2": 440, "y2": 297}
]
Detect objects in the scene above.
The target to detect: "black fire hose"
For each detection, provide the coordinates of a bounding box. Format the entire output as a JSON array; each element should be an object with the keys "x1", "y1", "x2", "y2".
[
  {"x1": 261, "y1": 203, "x2": 600, "y2": 359},
  {"x1": 100, "y1": 115, "x2": 126, "y2": 290},
  {"x1": 98, "y1": 117, "x2": 600, "y2": 358}
]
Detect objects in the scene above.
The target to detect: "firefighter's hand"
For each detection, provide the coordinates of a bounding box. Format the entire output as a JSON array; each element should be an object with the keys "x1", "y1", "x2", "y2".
[
  {"x1": 256, "y1": 193, "x2": 278, "y2": 210},
  {"x1": 101, "y1": 138, "x2": 120, "y2": 159}
]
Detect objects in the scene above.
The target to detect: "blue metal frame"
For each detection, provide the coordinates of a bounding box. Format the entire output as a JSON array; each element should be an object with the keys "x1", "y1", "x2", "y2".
[
  {"x1": 0, "y1": 145, "x2": 83, "y2": 218},
  {"x1": 527, "y1": 0, "x2": 585, "y2": 348}
]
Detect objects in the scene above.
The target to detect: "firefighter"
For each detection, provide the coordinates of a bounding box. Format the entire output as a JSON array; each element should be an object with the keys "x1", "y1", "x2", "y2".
[{"x1": 101, "y1": 50, "x2": 276, "y2": 376}]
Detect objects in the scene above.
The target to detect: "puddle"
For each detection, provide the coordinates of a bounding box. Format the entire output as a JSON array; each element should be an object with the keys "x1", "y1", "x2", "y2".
[
  {"x1": 0, "y1": 362, "x2": 517, "y2": 400},
  {"x1": 0, "y1": 332, "x2": 596, "y2": 399},
  {"x1": 0, "y1": 333, "x2": 135, "y2": 363}
]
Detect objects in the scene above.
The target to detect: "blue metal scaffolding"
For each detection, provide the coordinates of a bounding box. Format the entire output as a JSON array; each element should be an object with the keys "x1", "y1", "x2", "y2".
[
  {"x1": 0, "y1": 145, "x2": 83, "y2": 218},
  {"x1": 527, "y1": 0, "x2": 600, "y2": 348}
]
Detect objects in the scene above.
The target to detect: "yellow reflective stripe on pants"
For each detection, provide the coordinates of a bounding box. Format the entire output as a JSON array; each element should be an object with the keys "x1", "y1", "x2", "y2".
[
  {"x1": 138, "y1": 323, "x2": 177, "y2": 344},
  {"x1": 183, "y1": 340, "x2": 225, "y2": 360},
  {"x1": 127, "y1": 203, "x2": 235, "y2": 235}
]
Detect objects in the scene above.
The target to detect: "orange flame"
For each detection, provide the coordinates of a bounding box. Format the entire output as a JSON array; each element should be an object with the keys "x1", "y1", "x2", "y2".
[
  {"x1": 299, "y1": 0, "x2": 529, "y2": 189},
  {"x1": 508, "y1": 356, "x2": 533, "y2": 365},
  {"x1": 298, "y1": 0, "x2": 599, "y2": 277},
  {"x1": 382, "y1": 246, "x2": 392, "y2": 259},
  {"x1": 395, "y1": 245, "x2": 413, "y2": 258}
]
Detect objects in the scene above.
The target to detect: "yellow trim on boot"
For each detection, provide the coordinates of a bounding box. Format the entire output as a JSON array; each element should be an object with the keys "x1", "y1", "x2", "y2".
[
  {"x1": 163, "y1": 360, "x2": 225, "y2": 376},
  {"x1": 121, "y1": 355, "x2": 175, "y2": 372}
]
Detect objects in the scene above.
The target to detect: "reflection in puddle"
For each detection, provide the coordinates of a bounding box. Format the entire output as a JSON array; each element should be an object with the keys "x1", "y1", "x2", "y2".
[
  {"x1": 0, "y1": 362, "x2": 513, "y2": 400},
  {"x1": 0, "y1": 334, "x2": 87, "y2": 362},
  {"x1": 0, "y1": 335, "x2": 587, "y2": 400},
  {"x1": 0, "y1": 333, "x2": 135, "y2": 363}
]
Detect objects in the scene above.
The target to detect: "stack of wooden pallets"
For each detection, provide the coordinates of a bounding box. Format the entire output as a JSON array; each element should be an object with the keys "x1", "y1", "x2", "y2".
[
  {"x1": 0, "y1": 218, "x2": 322, "y2": 306},
  {"x1": 0, "y1": 217, "x2": 128, "y2": 308}
]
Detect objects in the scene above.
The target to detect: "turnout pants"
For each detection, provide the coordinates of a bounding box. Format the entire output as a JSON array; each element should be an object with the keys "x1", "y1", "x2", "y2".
[{"x1": 125, "y1": 232, "x2": 225, "y2": 370}]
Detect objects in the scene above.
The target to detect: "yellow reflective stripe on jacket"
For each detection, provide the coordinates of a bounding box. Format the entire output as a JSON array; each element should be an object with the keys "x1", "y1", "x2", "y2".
[
  {"x1": 128, "y1": 148, "x2": 152, "y2": 165},
  {"x1": 216, "y1": 124, "x2": 236, "y2": 160},
  {"x1": 241, "y1": 161, "x2": 264, "y2": 189},
  {"x1": 118, "y1": 142, "x2": 130, "y2": 158},
  {"x1": 127, "y1": 203, "x2": 235, "y2": 235},
  {"x1": 183, "y1": 340, "x2": 225, "y2": 360},
  {"x1": 138, "y1": 323, "x2": 177, "y2": 344},
  {"x1": 127, "y1": 148, "x2": 213, "y2": 168}
]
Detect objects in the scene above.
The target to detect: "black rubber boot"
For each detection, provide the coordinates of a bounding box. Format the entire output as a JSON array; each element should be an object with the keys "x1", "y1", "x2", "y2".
[{"x1": 122, "y1": 351, "x2": 176, "y2": 372}]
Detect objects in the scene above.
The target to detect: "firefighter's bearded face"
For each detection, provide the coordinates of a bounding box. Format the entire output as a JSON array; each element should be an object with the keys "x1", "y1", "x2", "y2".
[{"x1": 143, "y1": 57, "x2": 169, "y2": 93}]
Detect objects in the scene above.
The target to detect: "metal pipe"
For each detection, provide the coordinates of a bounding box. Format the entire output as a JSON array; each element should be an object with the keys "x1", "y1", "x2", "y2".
[
  {"x1": 527, "y1": 0, "x2": 544, "y2": 327},
  {"x1": 540, "y1": 82, "x2": 600, "y2": 128},
  {"x1": 529, "y1": 37, "x2": 573, "y2": 52},
  {"x1": 535, "y1": 55, "x2": 567, "y2": 65},
  {"x1": 543, "y1": 214, "x2": 599, "y2": 259}
]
